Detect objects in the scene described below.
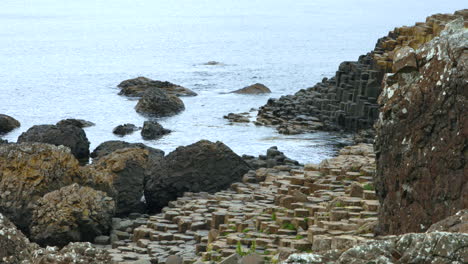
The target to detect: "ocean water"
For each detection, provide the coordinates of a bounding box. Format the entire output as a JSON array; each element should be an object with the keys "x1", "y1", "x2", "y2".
[{"x1": 0, "y1": 0, "x2": 465, "y2": 163}]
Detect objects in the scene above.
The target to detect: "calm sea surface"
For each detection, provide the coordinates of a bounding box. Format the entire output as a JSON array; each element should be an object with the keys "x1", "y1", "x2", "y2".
[{"x1": 0, "y1": 0, "x2": 464, "y2": 163}]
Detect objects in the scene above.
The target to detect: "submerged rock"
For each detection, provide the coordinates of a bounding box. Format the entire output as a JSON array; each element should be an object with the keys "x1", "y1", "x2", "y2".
[
  {"x1": 0, "y1": 114, "x2": 20, "y2": 134},
  {"x1": 144, "y1": 140, "x2": 251, "y2": 212},
  {"x1": 374, "y1": 18, "x2": 468, "y2": 235},
  {"x1": 113, "y1": 123, "x2": 139, "y2": 136},
  {"x1": 224, "y1": 113, "x2": 250, "y2": 123},
  {"x1": 141, "y1": 120, "x2": 171, "y2": 140},
  {"x1": 0, "y1": 143, "x2": 82, "y2": 231},
  {"x1": 17, "y1": 124, "x2": 90, "y2": 160},
  {"x1": 118, "y1": 76, "x2": 197, "y2": 97},
  {"x1": 90, "y1": 140, "x2": 164, "y2": 161},
  {"x1": 135, "y1": 88, "x2": 185, "y2": 117},
  {"x1": 30, "y1": 183, "x2": 115, "y2": 247},
  {"x1": 231, "y1": 83, "x2": 271, "y2": 94},
  {"x1": 56, "y1": 118, "x2": 95, "y2": 128}
]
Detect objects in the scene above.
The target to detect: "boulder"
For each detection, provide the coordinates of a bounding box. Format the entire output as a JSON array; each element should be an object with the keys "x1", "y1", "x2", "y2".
[
  {"x1": 224, "y1": 113, "x2": 250, "y2": 123},
  {"x1": 135, "y1": 88, "x2": 185, "y2": 117},
  {"x1": 17, "y1": 124, "x2": 90, "y2": 160},
  {"x1": 82, "y1": 148, "x2": 149, "y2": 215},
  {"x1": 90, "y1": 140, "x2": 164, "y2": 161},
  {"x1": 427, "y1": 210, "x2": 468, "y2": 233},
  {"x1": 32, "y1": 242, "x2": 112, "y2": 263},
  {"x1": 30, "y1": 183, "x2": 115, "y2": 247},
  {"x1": 118, "y1": 76, "x2": 197, "y2": 97},
  {"x1": 144, "y1": 140, "x2": 251, "y2": 212},
  {"x1": 374, "y1": 18, "x2": 468, "y2": 235},
  {"x1": 141, "y1": 120, "x2": 171, "y2": 140},
  {"x1": 231, "y1": 83, "x2": 271, "y2": 94},
  {"x1": 0, "y1": 213, "x2": 39, "y2": 263},
  {"x1": 0, "y1": 143, "x2": 82, "y2": 231},
  {"x1": 56, "y1": 118, "x2": 95, "y2": 128},
  {"x1": 113, "y1": 123, "x2": 139, "y2": 136},
  {"x1": 0, "y1": 114, "x2": 20, "y2": 134}
]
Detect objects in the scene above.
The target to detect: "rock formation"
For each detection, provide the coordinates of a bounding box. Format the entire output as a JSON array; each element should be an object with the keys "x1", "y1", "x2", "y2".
[
  {"x1": 29, "y1": 183, "x2": 115, "y2": 247},
  {"x1": 0, "y1": 114, "x2": 20, "y2": 134},
  {"x1": 90, "y1": 140, "x2": 165, "y2": 161},
  {"x1": 118, "y1": 76, "x2": 197, "y2": 97},
  {"x1": 18, "y1": 123, "x2": 90, "y2": 160},
  {"x1": 56, "y1": 118, "x2": 95, "y2": 128},
  {"x1": 0, "y1": 143, "x2": 82, "y2": 231},
  {"x1": 231, "y1": 83, "x2": 271, "y2": 94},
  {"x1": 135, "y1": 88, "x2": 186, "y2": 117},
  {"x1": 374, "y1": 18, "x2": 467, "y2": 235},
  {"x1": 141, "y1": 120, "x2": 171, "y2": 140},
  {"x1": 242, "y1": 146, "x2": 300, "y2": 170},
  {"x1": 113, "y1": 123, "x2": 140, "y2": 136},
  {"x1": 0, "y1": 213, "x2": 39, "y2": 263},
  {"x1": 144, "y1": 140, "x2": 251, "y2": 212}
]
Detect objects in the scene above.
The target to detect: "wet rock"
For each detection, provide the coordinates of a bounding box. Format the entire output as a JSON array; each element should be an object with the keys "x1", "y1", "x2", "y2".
[
  {"x1": 113, "y1": 123, "x2": 139, "y2": 136},
  {"x1": 82, "y1": 148, "x2": 149, "y2": 215},
  {"x1": 56, "y1": 118, "x2": 95, "y2": 128},
  {"x1": 243, "y1": 146, "x2": 300, "y2": 170},
  {"x1": 141, "y1": 120, "x2": 171, "y2": 140},
  {"x1": 17, "y1": 124, "x2": 90, "y2": 160},
  {"x1": 427, "y1": 210, "x2": 468, "y2": 233},
  {"x1": 144, "y1": 140, "x2": 251, "y2": 212},
  {"x1": 90, "y1": 140, "x2": 164, "y2": 161},
  {"x1": 224, "y1": 113, "x2": 250, "y2": 123},
  {"x1": 118, "y1": 76, "x2": 197, "y2": 97},
  {"x1": 203, "y1": 61, "x2": 223, "y2": 66},
  {"x1": 0, "y1": 213, "x2": 38, "y2": 263},
  {"x1": 135, "y1": 88, "x2": 185, "y2": 117},
  {"x1": 374, "y1": 18, "x2": 468, "y2": 235},
  {"x1": 0, "y1": 114, "x2": 20, "y2": 134},
  {"x1": 30, "y1": 183, "x2": 115, "y2": 247},
  {"x1": 0, "y1": 143, "x2": 82, "y2": 231},
  {"x1": 231, "y1": 83, "x2": 271, "y2": 94}
]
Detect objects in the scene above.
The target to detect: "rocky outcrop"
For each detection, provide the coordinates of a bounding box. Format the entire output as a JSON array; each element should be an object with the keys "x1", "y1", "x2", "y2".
[
  {"x1": 82, "y1": 148, "x2": 149, "y2": 215},
  {"x1": 32, "y1": 242, "x2": 112, "y2": 264},
  {"x1": 90, "y1": 140, "x2": 164, "y2": 161},
  {"x1": 256, "y1": 10, "x2": 467, "y2": 134},
  {"x1": 0, "y1": 213, "x2": 39, "y2": 263},
  {"x1": 141, "y1": 120, "x2": 171, "y2": 140},
  {"x1": 135, "y1": 88, "x2": 186, "y2": 117},
  {"x1": 231, "y1": 83, "x2": 271, "y2": 94},
  {"x1": 144, "y1": 140, "x2": 251, "y2": 212},
  {"x1": 0, "y1": 114, "x2": 20, "y2": 134},
  {"x1": 118, "y1": 76, "x2": 197, "y2": 97},
  {"x1": 56, "y1": 118, "x2": 95, "y2": 128},
  {"x1": 374, "y1": 18, "x2": 468, "y2": 235},
  {"x1": 242, "y1": 146, "x2": 300, "y2": 170},
  {"x1": 18, "y1": 124, "x2": 90, "y2": 160},
  {"x1": 113, "y1": 123, "x2": 139, "y2": 136},
  {"x1": 0, "y1": 143, "x2": 82, "y2": 231},
  {"x1": 29, "y1": 183, "x2": 115, "y2": 247},
  {"x1": 427, "y1": 210, "x2": 468, "y2": 233}
]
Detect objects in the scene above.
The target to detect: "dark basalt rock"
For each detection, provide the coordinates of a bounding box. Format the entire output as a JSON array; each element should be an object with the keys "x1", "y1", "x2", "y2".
[
  {"x1": 90, "y1": 140, "x2": 164, "y2": 161},
  {"x1": 113, "y1": 123, "x2": 139, "y2": 136},
  {"x1": 242, "y1": 146, "x2": 300, "y2": 170},
  {"x1": 0, "y1": 114, "x2": 20, "y2": 134},
  {"x1": 231, "y1": 83, "x2": 271, "y2": 94},
  {"x1": 141, "y1": 121, "x2": 171, "y2": 140},
  {"x1": 56, "y1": 118, "x2": 95, "y2": 128},
  {"x1": 17, "y1": 124, "x2": 90, "y2": 160},
  {"x1": 374, "y1": 19, "x2": 468, "y2": 235},
  {"x1": 118, "y1": 76, "x2": 197, "y2": 97},
  {"x1": 144, "y1": 140, "x2": 251, "y2": 212},
  {"x1": 135, "y1": 88, "x2": 185, "y2": 117}
]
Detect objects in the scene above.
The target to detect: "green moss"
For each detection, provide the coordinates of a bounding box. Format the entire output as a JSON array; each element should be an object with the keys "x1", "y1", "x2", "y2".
[
  {"x1": 295, "y1": 235, "x2": 304, "y2": 239},
  {"x1": 271, "y1": 212, "x2": 277, "y2": 221},
  {"x1": 282, "y1": 223, "x2": 296, "y2": 231},
  {"x1": 363, "y1": 183, "x2": 374, "y2": 191},
  {"x1": 242, "y1": 228, "x2": 251, "y2": 233}
]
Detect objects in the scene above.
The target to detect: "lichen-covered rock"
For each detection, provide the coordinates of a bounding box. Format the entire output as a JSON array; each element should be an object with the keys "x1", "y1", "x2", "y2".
[
  {"x1": 0, "y1": 114, "x2": 20, "y2": 134},
  {"x1": 374, "y1": 18, "x2": 468, "y2": 235},
  {"x1": 0, "y1": 143, "x2": 82, "y2": 231},
  {"x1": 0, "y1": 213, "x2": 39, "y2": 263},
  {"x1": 118, "y1": 76, "x2": 197, "y2": 97},
  {"x1": 144, "y1": 140, "x2": 251, "y2": 212},
  {"x1": 31, "y1": 242, "x2": 112, "y2": 263},
  {"x1": 82, "y1": 148, "x2": 149, "y2": 215},
  {"x1": 231, "y1": 83, "x2": 271, "y2": 94},
  {"x1": 18, "y1": 124, "x2": 90, "y2": 160},
  {"x1": 427, "y1": 210, "x2": 468, "y2": 233},
  {"x1": 135, "y1": 88, "x2": 185, "y2": 117},
  {"x1": 90, "y1": 140, "x2": 164, "y2": 161},
  {"x1": 30, "y1": 183, "x2": 115, "y2": 247}
]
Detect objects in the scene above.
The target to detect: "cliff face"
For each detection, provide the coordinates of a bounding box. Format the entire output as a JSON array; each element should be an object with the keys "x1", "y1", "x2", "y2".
[
  {"x1": 374, "y1": 18, "x2": 467, "y2": 235},
  {"x1": 256, "y1": 10, "x2": 467, "y2": 134}
]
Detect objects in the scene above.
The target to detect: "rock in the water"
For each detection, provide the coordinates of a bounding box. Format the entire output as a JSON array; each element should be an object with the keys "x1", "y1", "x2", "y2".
[
  {"x1": 141, "y1": 120, "x2": 171, "y2": 140},
  {"x1": 135, "y1": 88, "x2": 185, "y2": 117},
  {"x1": 113, "y1": 123, "x2": 139, "y2": 136},
  {"x1": 374, "y1": 18, "x2": 468, "y2": 235},
  {"x1": 0, "y1": 114, "x2": 20, "y2": 134},
  {"x1": 0, "y1": 143, "x2": 82, "y2": 231},
  {"x1": 224, "y1": 113, "x2": 250, "y2": 123},
  {"x1": 243, "y1": 146, "x2": 300, "y2": 170},
  {"x1": 17, "y1": 124, "x2": 90, "y2": 160},
  {"x1": 0, "y1": 213, "x2": 38, "y2": 263},
  {"x1": 82, "y1": 148, "x2": 149, "y2": 215},
  {"x1": 118, "y1": 76, "x2": 197, "y2": 97},
  {"x1": 144, "y1": 140, "x2": 251, "y2": 212},
  {"x1": 90, "y1": 140, "x2": 164, "y2": 161},
  {"x1": 56, "y1": 118, "x2": 95, "y2": 128},
  {"x1": 30, "y1": 183, "x2": 115, "y2": 247},
  {"x1": 231, "y1": 83, "x2": 271, "y2": 94}
]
